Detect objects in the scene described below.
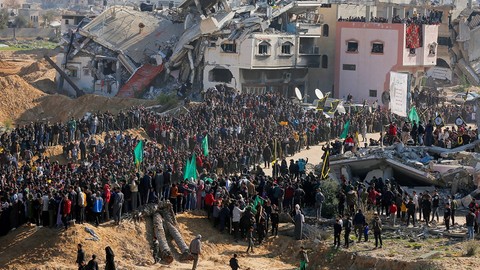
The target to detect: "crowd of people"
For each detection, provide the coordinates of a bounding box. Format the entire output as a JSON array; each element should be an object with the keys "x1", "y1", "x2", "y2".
[
  {"x1": 338, "y1": 10, "x2": 443, "y2": 25},
  {"x1": 0, "y1": 86, "x2": 478, "y2": 270}
]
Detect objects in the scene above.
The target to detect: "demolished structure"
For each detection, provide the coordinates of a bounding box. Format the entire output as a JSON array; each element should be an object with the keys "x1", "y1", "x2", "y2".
[
  {"x1": 325, "y1": 141, "x2": 480, "y2": 195},
  {"x1": 56, "y1": 0, "x2": 330, "y2": 98},
  {"x1": 452, "y1": 7, "x2": 480, "y2": 86}
]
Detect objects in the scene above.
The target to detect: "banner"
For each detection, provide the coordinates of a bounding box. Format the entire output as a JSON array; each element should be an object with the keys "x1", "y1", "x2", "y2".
[{"x1": 389, "y1": 71, "x2": 409, "y2": 117}]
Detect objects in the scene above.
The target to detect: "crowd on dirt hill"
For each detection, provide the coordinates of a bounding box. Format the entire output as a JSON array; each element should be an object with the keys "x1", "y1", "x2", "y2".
[{"x1": 0, "y1": 87, "x2": 477, "y2": 238}]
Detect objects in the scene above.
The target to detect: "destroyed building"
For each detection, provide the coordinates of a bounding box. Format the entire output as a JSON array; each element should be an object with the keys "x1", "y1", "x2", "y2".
[
  {"x1": 56, "y1": 1, "x2": 338, "y2": 99},
  {"x1": 452, "y1": 6, "x2": 480, "y2": 86}
]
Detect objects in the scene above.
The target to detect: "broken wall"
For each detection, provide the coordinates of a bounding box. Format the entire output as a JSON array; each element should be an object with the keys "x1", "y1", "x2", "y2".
[{"x1": 56, "y1": 53, "x2": 93, "y2": 96}]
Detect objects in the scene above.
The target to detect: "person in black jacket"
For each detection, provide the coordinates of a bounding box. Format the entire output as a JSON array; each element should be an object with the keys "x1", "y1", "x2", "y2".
[
  {"x1": 444, "y1": 203, "x2": 451, "y2": 231},
  {"x1": 76, "y1": 244, "x2": 85, "y2": 270},
  {"x1": 140, "y1": 172, "x2": 153, "y2": 205},
  {"x1": 85, "y1": 254, "x2": 98, "y2": 270},
  {"x1": 105, "y1": 246, "x2": 116, "y2": 270},
  {"x1": 466, "y1": 208, "x2": 476, "y2": 240},
  {"x1": 406, "y1": 198, "x2": 416, "y2": 227},
  {"x1": 229, "y1": 253, "x2": 240, "y2": 270},
  {"x1": 333, "y1": 218, "x2": 342, "y2": 248}
]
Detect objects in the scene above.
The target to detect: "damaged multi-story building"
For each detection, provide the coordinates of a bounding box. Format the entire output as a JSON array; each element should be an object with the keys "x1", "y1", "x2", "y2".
[
  {"x1": 55, "y1": 0, "x2": 337, "y2": 99},
  {"x1": 451, "y1": 1, "x2": 480, "y2": 86},
  {"x1": 53, "y1": 0, "x2": 472, "y2": 101}
]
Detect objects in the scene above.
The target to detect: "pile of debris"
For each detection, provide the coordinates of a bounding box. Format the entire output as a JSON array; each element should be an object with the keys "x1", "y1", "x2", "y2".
[
  {"x1": 58, "y1": 0, "x2": 321, "y2": 99},
  {"x1": 326, "y1": 141, "x2": 480, "y2": 195}
]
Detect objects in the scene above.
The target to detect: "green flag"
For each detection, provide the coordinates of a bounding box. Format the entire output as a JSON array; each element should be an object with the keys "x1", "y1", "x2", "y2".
[
  {"x1": 184, "y1": 153, "x2": 197, "y2": 180},
  {"x1": 202, "y1": 135, "x2": 209, "y2": 157},
  {"x1": 133, "y1": 140, "x2": 144, "y2": 165},
  {"x1": 408, "y1": 106, "x2": 420, "y2": 124},
  {"x1": 340, "y1": 120, "x2": 350, "y2": 139}
]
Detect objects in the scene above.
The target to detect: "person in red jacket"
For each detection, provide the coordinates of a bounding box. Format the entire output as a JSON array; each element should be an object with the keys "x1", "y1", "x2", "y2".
[
  {"x1": 204, "y1": 191, "x2": 215, "y2": 219},
  {"x1": 61, "y1": 193, "x2": 72, "y2": 230},
  {"x1": 368, "y1": 188, "x2": 380, "y2": 212},
  {"x1": 389, "y1": 202, "x2": 397, "y2": 226},
  {"x1": 103, "y1": 184, "x2": 111, "y2": 221}
]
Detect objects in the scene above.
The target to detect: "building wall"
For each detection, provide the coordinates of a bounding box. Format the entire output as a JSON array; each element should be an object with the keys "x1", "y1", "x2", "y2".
[
  {"x1": 335, "y1": 22, "x2": 403, "y2": 103},
  {"x1": 203, "y1": 34, "x2": 301, "y2": 91},
  {"x1": 467, "y1": 27, "x2": 480, "y2": 62},
  {"x1": 56, "y1": 53, "x2": 95, "y2": 96},
  {"x1": 308, "y1": 4, "x2": 379, "y2": 101},
  {"x1": 402, "y1": 24, "x2": 438, "y2": 67}
]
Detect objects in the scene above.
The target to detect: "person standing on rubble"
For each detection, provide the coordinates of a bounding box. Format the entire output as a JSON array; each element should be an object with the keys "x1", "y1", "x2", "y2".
[
  {"x1": 372, "y1": 212, "x2": 383, "y2": 249},
  {"x1": 421, "y1": 192, "x2": 432, "y2": 226},
  {"x1": 406, "y1": 198, "x2": 416, "y2": 227},
  {"x1": 333, "y1": 218, "x2": 342, "y2": 248},
  {"x1": 343, "y1": 215, "x2": 353, "y2": 248},
  {"x1": 353, "y1": 209, "x2": 366, "y2": 242},
  {"x1": 466, "y1": 209, "x2": 476, "y2": 240},
  {"x1": 315, "y1": 188, "x2": 325, "y2": 220},
  {"x1": 444, "y1": 203, "x2": 451, "y2": 231},
  {"x1": 431, "y1": 190, "x2": 440, "y2": 223},
  {"x1": 448, "y1": 196, "x2": 457, "y2": 225}
]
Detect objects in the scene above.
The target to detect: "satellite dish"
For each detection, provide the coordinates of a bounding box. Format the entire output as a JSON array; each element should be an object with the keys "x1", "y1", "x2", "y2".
[
  {"x1": 315, "y1": 89, "x2": 324, "y2": 99},
  {"x1": 295, "y1": 87, "x2": 302, "y2": 100}
]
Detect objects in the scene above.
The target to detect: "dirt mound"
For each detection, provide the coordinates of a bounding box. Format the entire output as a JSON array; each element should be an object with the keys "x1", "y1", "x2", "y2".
[
  {"x1": 0, "y1": 60, "x2": 16, "y2": 69},
  {"x1": 0, "y1": 60, "x2": 20, "y2": 76},
  {"x1": 0, "y1": 212, "x2": 297, "y2": 270},
  {"x1": 16, "y1": 94, "x2": 159, "y2": 125},
  {"x1": 0, "y1": 75, "x2": 46, "y2": 124},
  {"x1": 19, "y1": 61, "x2": 47, "y2": 76}
]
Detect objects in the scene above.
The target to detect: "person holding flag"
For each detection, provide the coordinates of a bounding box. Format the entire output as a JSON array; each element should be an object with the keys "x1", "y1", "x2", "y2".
[
  {"x1": 202, "y1": 135, "x2": 209, "y2": 157},
  {"x1": 320, "y1": 144, "x2": 331, "y2": 180},
  {"x1": 134, "y1": 140, "x2": 144, "y2": 170}
]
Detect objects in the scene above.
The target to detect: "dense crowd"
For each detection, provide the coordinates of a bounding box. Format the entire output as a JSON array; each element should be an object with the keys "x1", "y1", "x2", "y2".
[{"x1": 0, "y1": 87, "x2": 477, "y2": 239}]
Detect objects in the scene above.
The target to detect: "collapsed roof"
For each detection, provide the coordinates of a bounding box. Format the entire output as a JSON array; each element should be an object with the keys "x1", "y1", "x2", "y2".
[{"x1": 60, "y1": 1, "x2": 323, "y2": 97}]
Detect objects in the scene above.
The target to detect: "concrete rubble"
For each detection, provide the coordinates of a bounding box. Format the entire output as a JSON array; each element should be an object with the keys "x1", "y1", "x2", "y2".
[
  {"x1": 328, "y1": 142, "x2": 480, "y2": 194},
  {"x1": 56, "y1": 0, "x2": 322, "y2": 98}
]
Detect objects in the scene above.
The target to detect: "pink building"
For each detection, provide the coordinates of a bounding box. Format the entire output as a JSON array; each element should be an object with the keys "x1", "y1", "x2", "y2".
[{"x1": 334, "y1": 21, "x2": 439, "y2": 104}]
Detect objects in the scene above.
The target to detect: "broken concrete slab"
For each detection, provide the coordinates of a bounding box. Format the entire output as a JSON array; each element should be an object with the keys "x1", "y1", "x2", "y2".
[{"x1": 418, "y1": 251, "x2": 441, "y2": 260}]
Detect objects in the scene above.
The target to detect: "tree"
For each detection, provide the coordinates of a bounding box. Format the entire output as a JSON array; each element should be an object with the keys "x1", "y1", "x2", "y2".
[
  {"x1": 41, "y1": 10, "x2": 56, "y2": 28},
  {"x1": 14, "y1": 15, "x2": 27, "y2": 28},
  {"x1": 0, "y1": 9, "x2": 8, "y2": 30}
]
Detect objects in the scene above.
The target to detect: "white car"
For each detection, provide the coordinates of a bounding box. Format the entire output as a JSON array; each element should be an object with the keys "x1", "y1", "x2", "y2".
[{"x1": 449, "y1": 92, "x2": 480, "y2": 104}]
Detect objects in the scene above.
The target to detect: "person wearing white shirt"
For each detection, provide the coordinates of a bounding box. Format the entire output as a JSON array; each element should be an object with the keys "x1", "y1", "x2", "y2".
[
  {"x1": 42, "y1": 194, "x2": 50, "y2": 227},
  {"x1": 232, "y1": 203, "x2": 245, "y2": 241}
]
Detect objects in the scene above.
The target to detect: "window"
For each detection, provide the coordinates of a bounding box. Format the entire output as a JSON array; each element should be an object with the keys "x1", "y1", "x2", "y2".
[
  {"x1": 281, "y1": 42, "x2": 292, "y2": 55},
  {"x1": 65, "y1": 19, "x2": 70, "y2": 25},
  {"x1": 347, "y1": 41, "x2": 358, "y2": 52},
  {"x1": 221, "y1": 43, "x2": 237, "y2": 53},
  {"x1": 257, "y1": 41, "x2": 270, "y2": 55},
  {"x1": 437, "y1": 37, "x2": 452, "y2": 47},
  {"x1": 83, "y1": 68, "x2": 90, "y2": 76},
  {"x1": 322, "y1": 55, "x2": 328, "y2": 69},
  {"x1": 323, "y1": 24, "x2": 329, "y2": 37},
  {"x1": 258, "y1": 44, "x2": 268, "y2": 54},
  {"x1": 67, "y1": 68, "x2": 78, "y2": 78},
  {"x1": 371, "y1": 42, "x2": 384, "y2": 54},
  {"x1": 342, "y1": 64, "x2": 356, "y2": 71},
  {"x1": 369, "y1": 90, "x2": 377, "y2": 97}
]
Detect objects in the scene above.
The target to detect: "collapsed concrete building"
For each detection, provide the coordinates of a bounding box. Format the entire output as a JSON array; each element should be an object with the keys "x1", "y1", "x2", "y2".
[
  {"x1": 452, "y1": 7, "x2": 480, "y2": 86},
  {"x1": 55, "y1": 0, "x2": 332, "y2": 98},
  {"x1": 325, "y1": 140, "x2": 480, "y2": 195}
]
